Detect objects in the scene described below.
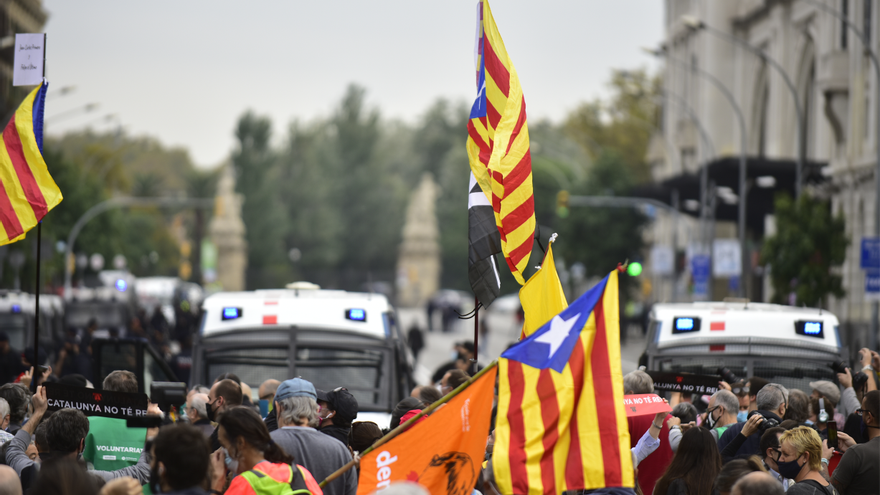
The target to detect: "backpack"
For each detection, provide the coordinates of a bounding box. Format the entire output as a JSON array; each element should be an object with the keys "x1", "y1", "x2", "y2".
[{"x1": 240, "y1": 464, "x2": 313, "y2": 495}]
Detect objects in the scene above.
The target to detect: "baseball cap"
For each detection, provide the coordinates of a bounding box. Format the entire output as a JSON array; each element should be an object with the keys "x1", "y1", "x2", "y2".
[
  {"x1": 809, "y1": 380, "x2": 841, "y2": 405},
  {"x1": 274, "y1": 377, "x2": 316, "y2": 401},
  {"x1": 316, "y1": 387, "x2": 359, "y2": 426}
]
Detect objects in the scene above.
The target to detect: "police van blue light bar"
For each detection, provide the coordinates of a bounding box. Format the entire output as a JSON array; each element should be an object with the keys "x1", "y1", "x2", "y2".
[
  {"x1": 222, "y1": 307, "x2": 243, "y2": 321},
  {"x1": 115, "y1": 279, "x2": 127, "y2": 292},
  {"x1": 11, "y1": 304, "x2": 20, "y2": 314},
  {"x1": 346, "y1": 308, "x2": 366, "y2": 322},
  {"x1": 672, "y1": 316, "x2": 701, "y2": 334},
  {"x1": 795, "y1": 320, "x2": 824, "y2": 338}
]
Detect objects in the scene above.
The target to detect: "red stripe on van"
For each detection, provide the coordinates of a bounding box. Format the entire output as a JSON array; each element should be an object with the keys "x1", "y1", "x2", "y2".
[
  {"x1": 709, "y1": 344, "x2": 726, "y2": 352},
  {"x1": 263, "y1": 315, "x2": 277, "y2": 324},
  {"x1": 710, "y1": 321, "x2": 725, "y2": 331},
  {"x1": 264, "y1": 301, "x2": 278, "y2": 305}
]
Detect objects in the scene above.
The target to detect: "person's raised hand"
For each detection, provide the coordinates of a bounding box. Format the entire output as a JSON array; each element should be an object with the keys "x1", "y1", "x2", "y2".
[
  {"x1": 98, "y1": 477, "x2": 141, "y2": 495},
  {"x1": 32, "y1": 386, "x2": 48, "y2": 416},
  {"x1": 666, "y1": 416, "x2": 681, "y2": 428},
  {"x1": 210, "y1": 449, "x2": 228, "y2": 492},
  {"x1": 741, "y1": 413, "x2": 763, "y2": 437},
  {"x1": 860, "y1": 348, "x2": 873, "y2": 368},
  {"x1": 19, "y1": 367, "x2": 33, "y2": 388},
  {"x1": 836, "y1": 432, "x2": 856, "y2": 453},
  {"x1": 822, "y1": 439, "x2": 833, "y2": 463},
  {"x1": 838, "y1": 367, "x2": 853, "y2": 389},
  {"x1": 872, "y1": 350, "x2": 880, "y2": 370},
  {"x1": 718, "y1": 381, "x2": 732, "y2": 392},
  {"x1": 680, "y1": 421, "x2": 696, "y2": 434}
]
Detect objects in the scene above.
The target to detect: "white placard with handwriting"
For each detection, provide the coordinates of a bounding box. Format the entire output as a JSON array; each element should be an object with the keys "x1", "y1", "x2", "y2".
[{"x1": 13, "y1": 33, "x2": 44, "y2": 86}]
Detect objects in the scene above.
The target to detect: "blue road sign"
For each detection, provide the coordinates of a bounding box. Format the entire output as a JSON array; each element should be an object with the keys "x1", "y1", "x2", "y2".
[
  {"x1": 861, "y1": 237, "x2": 880, "y2": 269},
  {"x1": 866, "y1": 269, "x2": 880, "y2": 301},
  {"x1": 691, "y1": 255, "x2": 710, "y2": 297}
]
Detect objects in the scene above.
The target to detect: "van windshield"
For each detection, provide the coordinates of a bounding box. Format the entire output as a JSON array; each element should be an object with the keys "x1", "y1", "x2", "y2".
[
  {"x1": 204, "y1": 344, "x2": 389, "y2": 411},
  {"x1": 657, "y1": 356, "x2": 837, "y2": 394}
]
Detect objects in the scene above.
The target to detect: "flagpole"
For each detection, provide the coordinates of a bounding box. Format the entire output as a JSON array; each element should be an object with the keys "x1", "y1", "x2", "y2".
[
  {"x1": 473, "y1": 296, "x2": 479, "y2": 360},
  {"x1": 318, "y1": 359, "x2": 499, "y2": 488},
  {"x1": 32, "y1": 34, "x2": 47, "y2": 393}
]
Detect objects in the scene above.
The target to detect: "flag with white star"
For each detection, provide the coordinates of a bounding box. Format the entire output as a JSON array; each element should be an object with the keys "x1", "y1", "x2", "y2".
[{"x1": 493, "y1": 270, "x2": 634, "y2": 494}]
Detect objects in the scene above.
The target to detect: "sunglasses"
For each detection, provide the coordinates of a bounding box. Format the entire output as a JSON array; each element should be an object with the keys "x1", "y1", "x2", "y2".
[{"x1": 731, "y1": 386, "x2": 749, "y2": 395}]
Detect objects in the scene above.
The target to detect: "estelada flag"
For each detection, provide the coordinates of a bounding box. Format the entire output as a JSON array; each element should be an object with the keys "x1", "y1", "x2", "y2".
[
  {"x1": 518, "y1": 241, "x2": 567, "y2": 339},
  {"x1": 357, "y1": 365, "x2": 497, "y2": 495},
  {"x1": 466, "y1": 0, "x2": 535, "y2": 285},
  {"x1": 494, "y1": 270, "x2": 633, "y2": 494},
  {"x1": 0, "y1": 81, "x2": 62, "y2": 244}
]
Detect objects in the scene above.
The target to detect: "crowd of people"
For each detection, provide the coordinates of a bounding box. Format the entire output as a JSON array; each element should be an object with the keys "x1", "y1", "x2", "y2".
[
  {"x1": 0, "y1": 331, "x2": 873, "y2": 495},
  {"x1": 624, "y1": 347, "x2": 880, "y2": 495}
]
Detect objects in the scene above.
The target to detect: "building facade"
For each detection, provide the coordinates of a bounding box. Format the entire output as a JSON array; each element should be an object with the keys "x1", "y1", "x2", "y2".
[{"x1": 653, "y1": 0, "x2": 878, "y2": 349}]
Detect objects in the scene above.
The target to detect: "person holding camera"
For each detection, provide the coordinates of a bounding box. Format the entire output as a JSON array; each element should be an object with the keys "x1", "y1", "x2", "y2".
[{"x1": 718, "y1": 383, "x2": 788, "y2": 460}]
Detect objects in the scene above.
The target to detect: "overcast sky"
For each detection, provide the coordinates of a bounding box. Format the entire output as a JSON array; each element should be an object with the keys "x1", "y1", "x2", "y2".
[{"x1": 42, "y1": 1, "x2": 663, "y2": 168}]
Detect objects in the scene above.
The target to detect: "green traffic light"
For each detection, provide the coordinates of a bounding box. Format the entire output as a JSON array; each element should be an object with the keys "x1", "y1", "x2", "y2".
[
  {"x1": 556, "y1": 206, "x2": 570, "y2": 218},
  {"x1": 627, "y1": 262, "x2": 643, "y2": 277}
]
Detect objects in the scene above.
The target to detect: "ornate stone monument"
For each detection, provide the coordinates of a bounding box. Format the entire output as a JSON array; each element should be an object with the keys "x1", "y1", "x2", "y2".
[
  {"x1": 396, "y1": 173, "x2": 442, "y2": 308},
  {"x1": 209, "y1": 165, "x2": 247, "y2": 291}
]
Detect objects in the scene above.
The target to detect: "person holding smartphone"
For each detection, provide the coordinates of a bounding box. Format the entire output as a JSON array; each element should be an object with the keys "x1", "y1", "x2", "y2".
[{"x1": 831, "y1": 390, "x2": 880, "y2": 494}]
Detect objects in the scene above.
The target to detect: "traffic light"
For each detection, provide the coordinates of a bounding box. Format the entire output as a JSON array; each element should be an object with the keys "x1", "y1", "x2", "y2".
[
  {"x1": 627, "y1": 261, "x2": 643, "y2": 277},
  {"x1": 556, "y1": 190, "x2": 570, "y2": 218}
]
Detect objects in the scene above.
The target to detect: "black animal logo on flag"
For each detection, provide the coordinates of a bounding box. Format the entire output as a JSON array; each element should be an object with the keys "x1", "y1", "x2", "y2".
[{"x1": 418, "y1": 452, "x2": 476, "y2": 495}]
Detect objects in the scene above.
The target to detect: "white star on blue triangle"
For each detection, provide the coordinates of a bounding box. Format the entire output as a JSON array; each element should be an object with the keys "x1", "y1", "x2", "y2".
[{"x1": 502, "y1": 274, "x2": 610, "y2": 373}]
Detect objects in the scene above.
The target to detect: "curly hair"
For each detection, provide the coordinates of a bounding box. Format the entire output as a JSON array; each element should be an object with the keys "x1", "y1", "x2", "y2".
[{"x1": 0, "y1": 383, "x2": 31, "y2": 424}]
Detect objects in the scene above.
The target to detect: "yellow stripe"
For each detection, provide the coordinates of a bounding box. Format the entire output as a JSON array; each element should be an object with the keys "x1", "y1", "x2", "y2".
[
  {"x1": 551, "y1": 362, "x2": 574, "y2": 491},
  {"x1": 15, "y1": 84, "x2": 62, "y2": 212},
  {"x1": 575, "y1": 313, "x2": 607, "y2": 488},
  {"x1": 0, "y1": 143, "x2": 37, "y2": 239},
  {"x1": 492, "y1": 359, "x2": 514, "y2": 493},
  {"x1": 485, "y1": 74, "x2": 508, "y2": 118},
  {"x1": 601, "y1": 271, "x2": 635, "y2": 486},
  {"x1": 520, "y1": 365, "x2": 545, "y2": 494}
]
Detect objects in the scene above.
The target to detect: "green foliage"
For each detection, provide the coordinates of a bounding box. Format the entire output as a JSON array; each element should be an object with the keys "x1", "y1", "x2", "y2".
[
  {"x1": 232, "y1": 112, "x2": 291, "y2": 289},
  {"x1": 555, "y1": 150, "x2": 648, "y2": 294},
  {"x1": 564, "y1": 68, "x2": 660, "y2": 180},
  {"x1": 761, "y1": 194, "x2": 848, "y2": 307}
]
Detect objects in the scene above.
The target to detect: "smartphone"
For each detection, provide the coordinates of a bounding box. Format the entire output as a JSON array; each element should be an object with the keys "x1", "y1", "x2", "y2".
[
  {"x1": 827, "y1": 420, "x2": 838, "y2": 450},
  {"x1": 37, "y1": 365, "x2": 48, "y2": 374}
]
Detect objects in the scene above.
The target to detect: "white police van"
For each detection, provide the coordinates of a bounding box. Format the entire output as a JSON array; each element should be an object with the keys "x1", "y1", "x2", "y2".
[
  {"x1": 642, "y1": 301, "x2": 845, "y2": 393},
  {"x1": 192, "y1": 284, "x2": 414, "y2": 428}
]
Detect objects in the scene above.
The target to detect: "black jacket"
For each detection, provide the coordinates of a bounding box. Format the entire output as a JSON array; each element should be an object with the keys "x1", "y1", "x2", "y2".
[
  {"x1": 318, "y1": 424, "x2": 350, "y2": 447},
  {"x1": 718, "y1": 410, "x2": 783, "y2": 462}
]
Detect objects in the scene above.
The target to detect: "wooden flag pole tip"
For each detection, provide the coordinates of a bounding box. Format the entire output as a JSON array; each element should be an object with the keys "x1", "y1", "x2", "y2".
[{"x1": 317, "y1": 359, "x2": 499, "y2": 488}]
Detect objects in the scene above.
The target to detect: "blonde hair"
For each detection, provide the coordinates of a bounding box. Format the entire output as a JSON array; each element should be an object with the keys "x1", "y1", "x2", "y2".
[{"x1": 779, "y1": 426, "x2": 823, "y2": 472}]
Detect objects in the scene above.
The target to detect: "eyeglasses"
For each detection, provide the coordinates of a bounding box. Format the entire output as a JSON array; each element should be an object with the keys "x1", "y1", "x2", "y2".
[{"x1": 731, "y1": 386, "x2": 749, "y2": 395}]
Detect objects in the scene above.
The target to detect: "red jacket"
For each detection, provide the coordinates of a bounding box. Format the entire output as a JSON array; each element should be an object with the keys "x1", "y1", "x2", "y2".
[{"x1": 628, "y1": 414, "x2": 673, "y2": 495}]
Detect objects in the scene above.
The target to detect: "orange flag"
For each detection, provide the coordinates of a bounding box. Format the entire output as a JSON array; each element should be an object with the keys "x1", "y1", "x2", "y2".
[{"x1": 357, "y1": 366, "x2": 497, "y2": 495}]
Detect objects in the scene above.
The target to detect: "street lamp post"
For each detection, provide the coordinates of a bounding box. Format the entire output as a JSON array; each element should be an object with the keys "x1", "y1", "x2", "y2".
[
  {"x1": 804, "y1": 0, "x2": 880, "y2": 350},
  {"x1": 682, "y1": 16, "x2": 806, "y2": 198},
  {"x1": 647, "y1": 47, "x2": 750, "y2": 298}
]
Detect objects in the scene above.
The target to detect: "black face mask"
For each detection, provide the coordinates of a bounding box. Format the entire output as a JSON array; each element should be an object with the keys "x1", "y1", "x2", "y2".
[{"x1": 206, "y1": 400, "x2": 217, "y2": 422}]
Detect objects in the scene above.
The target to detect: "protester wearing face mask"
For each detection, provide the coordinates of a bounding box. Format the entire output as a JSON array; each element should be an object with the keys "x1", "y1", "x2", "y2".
[
  {"x1": 831, "y1": 390, "x2": 880, "y2": 494},
  {"x1": 269, "y1": 378, "x2": 356, "y2": 495},
  {"x1": 670, "y1": 389, "x2": 737, "y2": 451},
  {"x1": 758, "y1": 427, "x2": 790, "y2": 491},
  {"x1": 777, "y1": 426, "x2": 837, "y2": 495},
  {"x1": 316, "y1": 387, "x2": 358, "y2": 447},
  {"x1": 210, "y1": 406, "x2": 323, "y2": 495},
  {"x1": 207, "y1": 379, "x2": 243, "y2": 452}
]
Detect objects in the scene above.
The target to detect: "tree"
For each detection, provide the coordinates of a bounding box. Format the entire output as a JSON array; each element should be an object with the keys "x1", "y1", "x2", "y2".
[
  {"x1": 761, "y1": 194, "x2": 848, "y2": 307},
  {"x1": 232, "y1": 112, "x2": 290, "y2": 289},
  {"x1": 564, "y1": 68, "x2": 660, "y2": 180}
]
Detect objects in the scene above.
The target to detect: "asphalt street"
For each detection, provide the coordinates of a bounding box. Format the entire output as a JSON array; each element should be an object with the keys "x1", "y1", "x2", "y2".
[{"x1": 398, "y1": 305, "x2": 646, "y2": 386}]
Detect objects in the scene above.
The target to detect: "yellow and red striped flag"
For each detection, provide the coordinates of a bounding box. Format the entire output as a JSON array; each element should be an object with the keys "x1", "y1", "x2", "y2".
[
  {"x1": 466, "y1": 0, "x2": 535, "y2": 285},
  {"x1": 494, "y1": 270, "x2": 633, "y2": 494},
  {"x1": 0, "y1": 81, "x2": 62, "y2": 244},
  {"x1": 519, "y1": 242, "x2": 568, "y2": 339}
]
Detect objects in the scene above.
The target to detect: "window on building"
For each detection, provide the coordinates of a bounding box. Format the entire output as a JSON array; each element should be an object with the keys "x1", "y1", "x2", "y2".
[{"x1": 841, "y1": 0, "x2": 849, "y2": 49}]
